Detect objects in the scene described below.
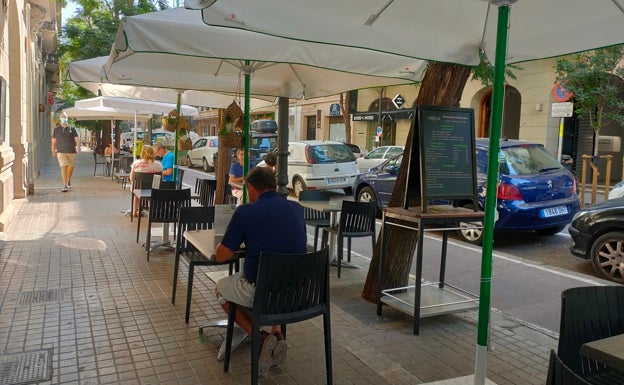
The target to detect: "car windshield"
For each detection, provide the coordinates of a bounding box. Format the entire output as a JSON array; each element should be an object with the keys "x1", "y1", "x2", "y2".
[
  {"x1": 251, "y1": 136, "x2": 277, "y2": 151},
  {"x1": 499, "y1": 145, "x2": 563, "y2": 176},
  {"x1": 365, "y1": 147, "x2": 386, "y2": 159},
  {"x1": 308, "y1": 144, "x2": 356, "y2": 163}
]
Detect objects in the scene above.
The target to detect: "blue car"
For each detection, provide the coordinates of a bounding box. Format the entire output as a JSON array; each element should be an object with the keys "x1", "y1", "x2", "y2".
[{"x1": 353, "y1": 139, "x2": 580, "y2": 244}]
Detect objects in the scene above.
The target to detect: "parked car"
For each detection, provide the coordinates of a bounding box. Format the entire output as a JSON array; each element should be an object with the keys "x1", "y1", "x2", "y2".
[
  {"x1": 353, "y1": 152, "x2": 403, "y2": 211},
  {"x1": 356, "y1": 145, "x2": 404, "y2": 172},
  {"x1": 259, "y1": 140, "x2": 358, "y2": 196},
  {"x1": 344, "y1": 143, "x2": 367, "y2": 158},
  {"x1": 187, "y1": 136, "x2": 219, "y2": 171},
  {"x1": 568, "y1": 198, "x2": 624, "y2": 284},
  {"x1": 353, "y1": 139, "x2": 580, "y2": 245},
  {"x1": 213, "y1": 120, "x2": 279, "y2": 169}
]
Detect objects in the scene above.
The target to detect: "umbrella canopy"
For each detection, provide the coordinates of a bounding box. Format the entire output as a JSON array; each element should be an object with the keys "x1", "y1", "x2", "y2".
[
  {"x1": 63, "y1": 106, "x2": 151, "y2": 121},
  {"x1": 74, "y1": 96, "x2": 199, "y2": 117},
  {"x1": 189, "y1": 0, "x2": 624, "y2": 67},
  {"x1": 184, "y1": 1, "x2": 624, "y2": 383},
  {"x1": 68, "y1": 56, "x2": 277, "y2": 110},
  {"x1": 102, "y1": 7, "x2": 427, "y2": 100}
]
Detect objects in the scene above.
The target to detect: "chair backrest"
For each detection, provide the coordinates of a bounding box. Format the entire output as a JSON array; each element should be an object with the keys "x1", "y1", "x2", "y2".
[
  {"x1": 252, "y1": 248, "x2": 329, "y2": 326},
  {"x1": 93, "y1": 152, "x2": 106, "y2": 163},
  {"x1": 119, "y1": 156, "x2": 133, "y2": 172},
  {"x1": 148, "y1": 188, "x2": 192, "y2": 223},
  {"x1": 557, "y1": 286, "x2": 624, "y2": 376},
  {"x1": 175, "y1": 206, "x2": 215, "y2": 255},
  {"x1": 195, "y1": 179, "x2": 217, "y2": 207},
  {"x1": 151, "y1": 174, "x2": 162, "y2": 189},
  {"x1": 132, "y1": 172, "x2": 161, "y2": 190},
  {"x1": 299, "y1": 190, "x2": 331, "y2": 221},
  {"x1": 176, "y1": 168, "x2": 185, "y2": 189},
  {"x1": 546, "y1": 350, "x2": 591, "y2": 385},
  {"x1": 338, "y1": 200, "x2": 377, "y2": 236}
]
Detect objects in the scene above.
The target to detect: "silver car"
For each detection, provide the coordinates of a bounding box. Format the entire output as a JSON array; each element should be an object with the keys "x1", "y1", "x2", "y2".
[{"x1": 356, "y1": 145, "x2": 404, "y2": 172}]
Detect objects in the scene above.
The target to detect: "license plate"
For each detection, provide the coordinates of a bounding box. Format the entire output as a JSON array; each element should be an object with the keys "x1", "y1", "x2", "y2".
[
  {"x1": 327, "y1": 177, "x2": 346, "y2": 185},
  {"x1": 540, "y1": 206, "x2": 568, "y2": 218}
]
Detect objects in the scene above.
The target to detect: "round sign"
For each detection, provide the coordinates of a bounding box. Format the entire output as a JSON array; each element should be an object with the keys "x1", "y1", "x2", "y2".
[
  {"x1": 552, "y1": 82, "x2": 573, "y2": 102},
  {"x1": 376, "y1": 126, "x2": 382, "y2": 136}
]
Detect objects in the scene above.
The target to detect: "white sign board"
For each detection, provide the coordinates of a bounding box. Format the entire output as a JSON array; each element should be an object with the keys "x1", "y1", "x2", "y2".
[{"x1": 551, "y1": 102, "x2": 573, "y2": 118}]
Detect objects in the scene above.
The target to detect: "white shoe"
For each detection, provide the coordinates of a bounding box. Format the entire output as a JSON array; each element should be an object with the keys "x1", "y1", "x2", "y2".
[{"x1": 217, "y1": 326, "x2": 248, "y2": 361}]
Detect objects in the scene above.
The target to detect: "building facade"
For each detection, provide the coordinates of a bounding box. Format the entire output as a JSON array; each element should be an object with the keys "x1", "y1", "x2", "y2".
[{"x1": 0, "y1": 0, "x2": 60, "y2": 228}]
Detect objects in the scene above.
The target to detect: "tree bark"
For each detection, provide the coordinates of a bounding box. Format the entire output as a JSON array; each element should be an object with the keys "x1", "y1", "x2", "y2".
[
  {"x1": 215, "y1": 109, "x2": 230, "y2": 204},
  {"x1": 361, "y1": 62, "x2": 472, "y2": 302}
]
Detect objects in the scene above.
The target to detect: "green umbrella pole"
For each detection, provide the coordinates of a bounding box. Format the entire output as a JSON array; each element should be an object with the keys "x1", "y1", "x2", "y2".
[
  {"x1": 242, "y1": 60, "x2": 251, "y2": 204},
  {"x1": 474, "y1": 2, "x2": 511, "y2": 384}
]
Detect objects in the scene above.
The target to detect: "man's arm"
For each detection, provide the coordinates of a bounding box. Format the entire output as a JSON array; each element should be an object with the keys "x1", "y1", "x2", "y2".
[
  {"x1": 215, "y1": 243, "x2": 235, "y2": 263},
  {"x1": 74, "y1": 130, "x2": 81, "y2": 153},
  {"x1": 51, "y1": 137, "x2": 57, "y2": 156}
]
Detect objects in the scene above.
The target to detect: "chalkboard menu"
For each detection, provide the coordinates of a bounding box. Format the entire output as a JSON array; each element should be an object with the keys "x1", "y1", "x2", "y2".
[{"x1": 404, "y1": 105, "x2": 478, "y2": 211}]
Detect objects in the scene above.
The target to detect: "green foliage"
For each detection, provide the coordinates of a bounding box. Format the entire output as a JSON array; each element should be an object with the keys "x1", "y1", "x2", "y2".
[
  {"x1": 471, "y1": 49, "x2": 521, "y2": 86},
  {"x1": 554, "y1": 45, "x2": 624, "y2": 142}
]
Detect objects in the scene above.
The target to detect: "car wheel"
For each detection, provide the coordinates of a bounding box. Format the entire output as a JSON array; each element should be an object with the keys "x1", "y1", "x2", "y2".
[
  {"x1": 357, "y1": 186, "x2": 376, "y2": 203},
  {"x1": 535, "y1": 225, "x2": 566, "y2": 236},
  {"x1": 202, "y1": 158, "x2": 211, "y2": 172},
  {"x1": 292, "y1": 177, "x2": 307, "y2": 197},
  {"x1": 589, "y1": 231, "x2": 624, "y2": 284},
  {"x1": 186, "y1": 155, "x2": 193, "y2": 168},
  {"x1": 343, "y1": 187, "x2": 353, "y2": 195},
  {"x1": 457, "y1": 203, "x2": 483, "y2": 245}
]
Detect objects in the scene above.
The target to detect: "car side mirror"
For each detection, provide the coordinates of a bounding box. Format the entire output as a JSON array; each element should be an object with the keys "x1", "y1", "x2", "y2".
[{"x1": 386, "y1": 165, "x2": 399, "y2": 175}]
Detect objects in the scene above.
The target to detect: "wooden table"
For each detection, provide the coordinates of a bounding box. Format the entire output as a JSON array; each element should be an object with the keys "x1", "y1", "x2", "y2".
[{"x1": 580, "y1": 334, "x2": 624, "y2": 372}]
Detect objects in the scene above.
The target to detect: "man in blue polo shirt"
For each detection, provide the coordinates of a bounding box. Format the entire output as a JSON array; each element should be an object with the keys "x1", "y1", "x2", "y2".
[
  {"x1": 153, "y1": 142, "x2": 174, "y2": 182},
  {"x1": 215, "y1": 167, "x2": 306, "y2": 374}
]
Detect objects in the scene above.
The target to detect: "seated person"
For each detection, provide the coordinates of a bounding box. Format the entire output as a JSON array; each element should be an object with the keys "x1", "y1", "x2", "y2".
[
  {"x1": 262, "y1": 152, "x2": 277, "y2": 171},
  {"x1": 229, "y1": 148, "x2": 256, "y2": 204},
  {"x1": 104, "y1": 143, "x2": 120, "y2": 156},
  {"x1": 129, "y1": 145, "x2": 163, "y2": 217},
  {"x1": 215, "y1": 167, "x2": 306, "y2": 374}
]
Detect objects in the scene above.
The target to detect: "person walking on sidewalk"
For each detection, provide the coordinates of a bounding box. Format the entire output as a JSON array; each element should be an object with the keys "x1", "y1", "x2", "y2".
[
  {"x1": 51, "y1": 112, "x2": 81, "y2": 192},
  {"x1": 215, "y1": 167, "x2": 307, "y2": 375}
]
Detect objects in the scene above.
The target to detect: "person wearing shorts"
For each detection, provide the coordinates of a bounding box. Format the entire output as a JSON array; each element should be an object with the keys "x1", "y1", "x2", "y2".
[{"x1": 51, "y1": 112, "x2": 81, "y2": 192}]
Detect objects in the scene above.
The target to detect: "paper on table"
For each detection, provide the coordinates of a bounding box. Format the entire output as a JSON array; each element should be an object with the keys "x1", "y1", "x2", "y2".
[{"x1": 214, "y1": 204, "x2": 236, "y2": 234}]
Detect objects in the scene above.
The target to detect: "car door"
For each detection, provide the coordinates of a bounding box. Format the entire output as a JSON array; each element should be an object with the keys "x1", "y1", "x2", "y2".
[
  {"x1": 375, "y1": 154, "x2": 402, "y2": 206},
  {"x1": 190, "y1": 138, "x2": 207, "y2": 164}
]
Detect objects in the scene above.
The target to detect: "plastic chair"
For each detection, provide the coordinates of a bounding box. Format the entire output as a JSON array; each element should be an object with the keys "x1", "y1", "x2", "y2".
[
  {"x1": 195, "y1": 178, "x2": 217, "y2": 207},
  {"x1": 299, "y1": 190, "x2": 331, "y2": 251},
  {"x1": 93, "y1": 152, "x2": 107, "y2": 176},
  {"x1": 547, "y1": 350, "x2": 591, "y2": 385},
  {"x1": 321, "y1": 200, "x2": 377, "y2": 278},
  {"x1": 223, "y1": 248, "x2": 332, "y2": 385},
  {"x1": 130, "y1": 171, "x2": 161, "y2": 225},
  {"x1": 145, "y1": 188, "x2": 191, "y2": 260},
  {"x1": 172, "y1": 206, "x2": 239, "y2": 323},
  {"x1": 557, "y1": 286, "x2": 624, "y2": 383}
]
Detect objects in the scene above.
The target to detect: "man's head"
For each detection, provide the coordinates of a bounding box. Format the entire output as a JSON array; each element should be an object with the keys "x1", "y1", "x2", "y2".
[
  {"x1": 152, "y1": 142, "x2": 167, "y2": 158},
  {"x1": 236, "y1": 148, "x2": 246, "y2": 164},
  {"x1": 245, "y1": 167, "x2": 276, "y2": 202},
  {"x1": 60, "y1": 112, "x2": 69, "y2": 126}
]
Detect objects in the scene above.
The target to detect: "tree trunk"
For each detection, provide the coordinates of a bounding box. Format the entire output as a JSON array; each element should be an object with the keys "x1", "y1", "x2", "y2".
[
  {"x1": 361, "y1": 62, "x2": 472, "y2": 302},
  {"x1": 215, "y1": 109, "x2": 230, "y2": 204},
  {"x1": 340, "y1": 92, "x2": 352, "y2": 143}
]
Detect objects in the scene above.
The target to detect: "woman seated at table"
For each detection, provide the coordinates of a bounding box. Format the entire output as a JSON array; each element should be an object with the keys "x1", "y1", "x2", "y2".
[
  {"x1": 129, "y1": 145, "x2": 163, "y2": 217},
  {"x1": 104, "y1": 143, "x2": 120, "y2": 156}
]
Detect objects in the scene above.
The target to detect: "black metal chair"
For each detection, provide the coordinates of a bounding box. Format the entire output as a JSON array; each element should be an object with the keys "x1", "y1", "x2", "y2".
[
  {"x1": 557, "y1": 286, "x2": 624, "y2": 384},
  {"x1": 299, "y1": 190, "x2": 331, "y2": 251},
  {"x1": 176, "y1": 168, "x2": 185, "y2": 190},
  {"x1": 172, "y1": 206, "x2": 239, "y2": 323},
  {"x1": 145, "y1": 188, "x2": 191, "y2": 260},
  {"x1": 93, "y1": 152, "x2": 107, "y2": 176},
  {"x1": 130, "y1": 171, "x2": 161, "y2": 225},
  {"x1": 223, "y1": 248, "x2": 332, "y2": 385},
  {"x1": 321, "y1": 200, "x2": 377, "y2": 278},
  {"x1": 195, "y1": 178, "x2": 217, "y2": 207},
  {"x1": 547, "y1": 350, "x2": 592, "y2": 385}
]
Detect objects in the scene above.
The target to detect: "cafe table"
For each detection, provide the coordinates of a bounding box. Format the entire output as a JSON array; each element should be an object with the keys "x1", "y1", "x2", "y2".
[{"x1": 580, "y1": 333, "x2": 624, "y2": 372}]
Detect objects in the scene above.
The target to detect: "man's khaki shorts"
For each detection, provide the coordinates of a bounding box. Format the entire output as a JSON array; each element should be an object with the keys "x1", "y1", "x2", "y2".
[{"x1": 57, "y1": 153, "x2": 76, "y2": 167}]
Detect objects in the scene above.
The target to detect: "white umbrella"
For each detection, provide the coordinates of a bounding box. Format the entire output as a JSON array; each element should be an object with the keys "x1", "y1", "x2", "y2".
[
  {"x1": 68, "y1": 56, "x2": 277, "y2": 110},
  {"x1": 184, "y1": 0, "x2": 624, "y2": 383},
  {"x1": 102, "y1": 6, "x2": 429, "y2": 201},
  {"x1": 74, "y1": 96, "x2": 198, "y2": 117},
  {"x1": 63, "y1": 106, "x2": 151, "y2": 121}
]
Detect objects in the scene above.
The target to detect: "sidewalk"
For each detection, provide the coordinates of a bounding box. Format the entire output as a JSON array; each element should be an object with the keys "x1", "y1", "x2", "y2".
[{"x1": 0, "y1": 151, "x2": 557, "y2": 385}]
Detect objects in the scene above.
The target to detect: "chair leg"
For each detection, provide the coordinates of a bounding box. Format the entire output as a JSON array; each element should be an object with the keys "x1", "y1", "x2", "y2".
[
  {"x1": 136, "y1": 205, "x2": 143, "y2": 243},
  {"x1": 323, "y1": 313, "x2": 333, "y2": 385},
  {"x1": 223, "y1": 303, "x2": 237, "y2": 372},
  {"x1": 172, "y1": 253, "x2": 180, "y2": 304},
  {"x1": 337, "y1": 236, "x2": 343, "y2": 278},
  {"x1": 347, "y1": 237, "x2": 352, "y2": 262},
  {"x1": 185, "y1": 263, "x2": 195, "y2": 323},
  {"x1": 146, "y1": 220, "x2": 152, "y2": 261},
  {"x1": 251, "y1": 323, "x2": 261, "y2": 385},
  {"x1": 314, "y1": 226, "x2": 320, "y2": 251}
]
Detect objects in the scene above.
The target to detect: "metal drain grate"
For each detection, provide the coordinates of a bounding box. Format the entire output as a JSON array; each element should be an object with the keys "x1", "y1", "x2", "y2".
[
  {"x1": 18, "y1": 289, "x2": 64, "y2": 305},
  {"x1": 0, "y1": 349, "x2": 52, "y2": 385}
]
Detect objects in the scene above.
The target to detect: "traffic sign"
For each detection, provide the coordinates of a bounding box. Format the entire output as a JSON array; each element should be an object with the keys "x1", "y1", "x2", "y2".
[
  {"x1": 392, "y1": 94, "x2": 405, "y2": 109},
  {"x1": 552, "y1": 82, "x2": 573, "y2": 102},
  {"x1": 551, "y1": 102, "x2": 573, "y2": 118},
  {"x1": 376, "y1": 126, "x2": 382, "y2": 136}
]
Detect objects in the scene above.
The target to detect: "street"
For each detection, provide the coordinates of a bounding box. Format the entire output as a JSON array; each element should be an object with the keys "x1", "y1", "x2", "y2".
[{"x1": 180, "y1": 165, "x2": 613, "y2": 334}]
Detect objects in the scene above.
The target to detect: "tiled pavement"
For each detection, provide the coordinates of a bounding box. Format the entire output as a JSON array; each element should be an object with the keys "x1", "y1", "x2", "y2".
[{"x1": 0, "y1": 151, "x2": 557, "y2": 385}]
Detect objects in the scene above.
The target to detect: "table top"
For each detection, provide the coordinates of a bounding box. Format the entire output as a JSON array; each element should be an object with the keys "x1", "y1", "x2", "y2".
[
  {"x1": 298, "y1": 200, "x2": 342, "y2": 213},
  {"x1": 580, "y1": 333, "x2": 624, "y2": 371},
  {"x1": 183, "y1": 229, "x2": 224, "y2": 261}
]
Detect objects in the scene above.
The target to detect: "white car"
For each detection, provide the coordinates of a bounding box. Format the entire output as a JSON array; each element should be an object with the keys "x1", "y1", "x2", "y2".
[
  {"x1": 356, "y1": 145, "x2": 404, "y2": 172},
  {"x1": 280, "y1": 140, "x2": 359, "y2": 196},
  {"x1": 187, "y1": 136, "x2": 219, "y2": 171}
]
